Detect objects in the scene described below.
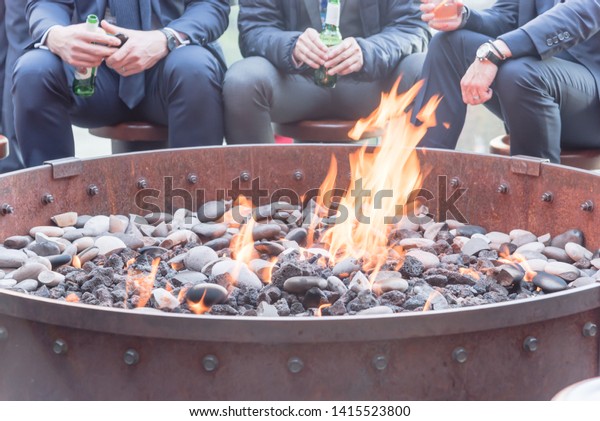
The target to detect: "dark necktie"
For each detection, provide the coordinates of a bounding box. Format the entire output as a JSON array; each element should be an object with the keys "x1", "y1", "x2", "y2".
[{"x1": 109, "y1": 0, "x2": 145, "y2": 108}]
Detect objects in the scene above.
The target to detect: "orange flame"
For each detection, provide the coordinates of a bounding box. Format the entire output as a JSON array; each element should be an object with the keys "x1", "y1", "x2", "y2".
[
  {"x1": 311, "y1": 78, "x2": 440, "y2": 274},
  {"x1": 499, "y1": 251, "x2": 537, "y2": 283},
  {"x1": 187, "y1": 289, "x2": 211, "y2": 315},
  {"x1": 65, "y1": 293, "x2": 80, "y2": 303},
  {"x1": 316, "y1": 303, "x2": 332, "y2": 317},
  {"x1": 72, "y1": 255, "x2": 81, "y2": 269},
  {"x1": 459, "y1": 267, "x2": 481, "y2": 280},
  {"x1": 126, "y1": 257, "x2": 160, "y2": 308}
]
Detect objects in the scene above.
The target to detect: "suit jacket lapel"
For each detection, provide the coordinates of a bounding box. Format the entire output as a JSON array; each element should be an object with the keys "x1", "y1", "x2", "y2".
[{"x1": 303, "y1": 0, "x2": 322, "y2": 29}]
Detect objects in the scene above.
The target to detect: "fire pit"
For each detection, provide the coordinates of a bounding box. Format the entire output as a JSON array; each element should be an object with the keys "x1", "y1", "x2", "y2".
[{"x1": 0, "y1": 144, "x2": 599, "y2": 400}]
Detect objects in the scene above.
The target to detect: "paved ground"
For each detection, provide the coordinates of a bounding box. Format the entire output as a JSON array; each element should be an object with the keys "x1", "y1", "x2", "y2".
[{"x1": 75, "y1": 0, "x2": 502, "y2": 159}]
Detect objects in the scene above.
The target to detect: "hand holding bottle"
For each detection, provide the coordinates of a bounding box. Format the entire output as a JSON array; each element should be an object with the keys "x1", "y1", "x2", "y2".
[
  {"x1": 46, "y1": 21, "x2": 122, "y2": 68},
  {"x1": 323, "y1": 37, "x2": 363, "y2": 77},
  {"x1": 292, "y1": 28, "x2": 328, "y2": 69},
  {"x1": 420, "y1": 0, "x2": 464, "y2": 32}
]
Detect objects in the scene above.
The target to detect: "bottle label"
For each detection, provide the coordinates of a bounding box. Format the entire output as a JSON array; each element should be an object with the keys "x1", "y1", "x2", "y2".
[
  {"x1": 325, "y1": 4, "x2": 341, "y2": 26},
  {"x1": 74, "y1": 67, "x2": 92, "y2": 80}
]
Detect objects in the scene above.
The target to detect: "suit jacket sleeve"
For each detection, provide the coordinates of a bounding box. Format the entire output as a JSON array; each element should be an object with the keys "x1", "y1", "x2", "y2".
[
  {"x1": 26, "y1": 0, "x2": 74, "y2": 43},
  {"x1": 237, "y1": 0, "x2": 304, "y2": 73},
  {"x1": 354, "y1": 0, "x2": 431, "y2": 82},
  {"x1": 511, "y1": 0, "x2": 600, "y2": 59},
  {"x1": 462, "y1": 0, "x2": 519, "y2": 37},
  {"x1": 166, "y1": 0, "x2": 230, "y2": 47}
]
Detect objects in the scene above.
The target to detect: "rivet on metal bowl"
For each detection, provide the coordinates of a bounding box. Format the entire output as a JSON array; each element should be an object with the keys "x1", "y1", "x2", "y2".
[
  {"x1": 202, "y1": 355, "x2": 219, "y2": 372},
  {"x1": 372, "y1": 355, "x2": 388, "y2": 371},
  {"x1": 87, "y1": 184, "x2": 99, "y2": 197},
  {"x1": 240, "y1": 171, "x2": 251, "y2": 182},
  {"x1": 541, "y1": 192, "x2": 554, "y2": 203},
  {"x1": 294, "y1": 170, "x2": 304, "y2": 181},
  {"x1": 0, "y1": 203, "x2": 14, "y2": 216},
  {"x1": 187, "y1": 173, "x2": 198, "y2": 184},
  {"x1": 583, "y1": 322, "x2": 597, "y2": 338},
  {"x1": 449, "y1": 177, "x2": 461, "y2": 188},
  {"x1": 42, "y1": 194, "x2": 55, "y2": 205},
  {"x1": 581, "y1": 200, "x2": 594, "y2": 212},
  {"x1": 52, "y1": 339, "x2": 68, "y2": 355},
  {"x1": 0, "y1": 327, "x2": 7, "y2": 341},
  {"x1": 523, "y1": 336, "x2": 538, "y2": 352},
  {"x1": 497, "y1": 184, "x2": 509, "y2": 194},
  {"x1": 137, "y1": 178, "x2": 148, "y2": 189},
  {"x1": 452, "y1": 347, "x2": 468, "y2": 364},
  {"x1": 287, "y1": 357, "x2": 304, "y2": 374},
  {"x1": 124, "y1": 349, "x2": 140, "y2": 366}
]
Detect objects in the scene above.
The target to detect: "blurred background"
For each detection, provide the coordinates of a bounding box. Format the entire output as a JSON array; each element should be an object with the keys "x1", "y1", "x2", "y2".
[{"x1": 74, "y1": 0, "x2": 503, "y2": 157}]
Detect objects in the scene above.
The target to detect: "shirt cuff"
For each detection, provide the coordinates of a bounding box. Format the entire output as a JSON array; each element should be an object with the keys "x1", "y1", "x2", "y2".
[
  {"x1": 35, "y1": 25, "x2": 62, "y2": 50},
  {"x1": 498, "y1": 29, "x2": 537, "y2": 59},
  {"x1": 163, "y1": 27, "x2": 190, "y2": 48}
]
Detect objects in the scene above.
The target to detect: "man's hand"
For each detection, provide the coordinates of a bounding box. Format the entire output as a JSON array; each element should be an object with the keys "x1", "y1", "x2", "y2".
[
  {"x1": 460, "y1": 59, "x2": 497, "y2": 105},
  {"x1": 324, "y1": 37, "x2": 363, "y2": 76},
  {"x1": 101, "y1": 20, "x2": 168, "y2": 77},
  {"x1": 420, "y1": 0, "x2": 464, "y2": 32},
  {"x1": 292, "y1": 28, "x2": 328, "y2": 69},
  {"x1": 46, "y1": 23, "x2": 122, "y2": 68}
]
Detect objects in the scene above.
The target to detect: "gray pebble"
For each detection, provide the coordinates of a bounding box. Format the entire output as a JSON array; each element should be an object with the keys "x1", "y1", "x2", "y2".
[
  {"x1": 254, "y1": 241, "x2": 285, "y2": 256},
  {"x1": 185, "y1": 283, "x2": 228, "y2": 306},
  {"x1": 0, "y1": 279, "x2": 17, "y2": 289},
  {"x1": 83, "y1": 215, "x2": 110, "y2": 236},
  {"x1": 326, "y1": 276, "x2": 348, "y2": 295},
  {"x1": 372, "y1": 271, "x2": 409, "y2": 293},
  {"x1": 184, "y1": 246, "x2": 219, "y2": 272},
  {"x1": 358, "y1": 306, "x2": 394, "y2": 316},
  {"x1": 285, "y1": 228, "x2": 308, "y2": 245},
  {"x1": 515, "y1": 242, "x2": 545, "y2": 255},
  {"x1": 29, "y1": 226, "x2": 64, "y2": 238},
  {"x1": 283, "y1": 276, "x2": 327, "y2": 294},
  {"x1": 406, "y1": 249, "x2": 440, "y2": 270},
  {"x1": 51, "y1": 212, "x2": 78, "y2": 228},
  {"x1": 3, "y1": 235, "x2": 33, "y2": 249},
  {"x1": 565, "y1": 242, "x2": 593, "y2": 262},
  {"x1": 27, "y1": 241, "x2": 62, "y2": 257},
  {"x1": 569, "y1": 277, "x2": 597, "y2": 288},
  {"x1": 511, "y1": 232, "x2": 538, "y2": 247},
  {"x1": 399, "y1": 238, "x2": 435, "y2": 249},
  {"x1": 551, "y1": 229, "x2": 584, "y2": 249},
  {"x1": 62, "y1": 229, "x2": 85, "y2": 242},
  {"x1": 533, "y1": 272, "x2": 568, "y2": 293},
  {"x1": 197, "y1": 201, "x2": 228, "y2": 223},
  {"x1": 257, "y1": 302, "x2": 280, "y2": 317},
  {"x1": 252, "y1": 224, "x2": 282, "y2": 241},
  {"x1": 332, "y1": 257, "x2": 361, "y2": 278},
  {"x1": 152, "y1": 288, "x2": 180, "y2": 310},
  {"x1": 109, "y1": 215, "x2": 129, "y2": 234},
  {"x1": 94, "y1": 236, "x2": 127, "y2": 255},
  {"x1": 192, "y1": 222, "x2": 228, "y2": 239},
  {"x1": 461, "y1": 238, "x2": 490, "y2": 256},
  {"x1": 544, "y1": 261, "x2": 581, "y2": 281},
  {"x1": 76, "y1": 215, "x2": 92, "y2": 228},
  {"x1": 171, "y1": 270, "x2": 208, "y2": 286},
  {"x1": 9, "y1": 262, "x2": 48, "y2": 282},
  {"x1": 211, "y1": 260, "x2": 262, "y2": 289},
  {"x1": 14, "y1": 279, "x2": 39, "y2": 292},
  {"x1": 38, "y1": 270, "x2": 65, "y2": 287},
  {"x1": 349, "y1": 271, "x2": 370, "y2": 293},
  {"x1": 543, "y1": 246, "x2": 573, "y2": 263},
  {"x1": 486, "y1": 231, "x2": 511, "y2": 245}
]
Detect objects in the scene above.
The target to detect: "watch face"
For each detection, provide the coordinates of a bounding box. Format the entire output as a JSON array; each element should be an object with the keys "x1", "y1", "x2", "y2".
[{"x1": 476, "y1": 43, "x2": 492, "y2": 60}]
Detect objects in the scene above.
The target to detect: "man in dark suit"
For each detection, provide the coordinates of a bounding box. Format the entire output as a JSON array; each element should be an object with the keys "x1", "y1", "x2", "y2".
[
  {"x1": 414, "y1": 0, "x2": 600, "y2": 164},
  {"x1": 13, "y1": 0, "x2": 230, "y2": 168},
  {"x1": 223, "y1": 0, "x2": 431, "y2": 144},
  {"x1": 0, "y1": 0, "x2": 28, "y2": 173}
]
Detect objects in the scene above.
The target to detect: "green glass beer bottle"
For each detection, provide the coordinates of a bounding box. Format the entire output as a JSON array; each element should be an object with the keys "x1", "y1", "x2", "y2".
[
  {"x1": 314, "y1": 0, "x2": 342, "y2": 88},
  {"x1": 73, "y1": 14, "x2": 99, "y2": 97}
]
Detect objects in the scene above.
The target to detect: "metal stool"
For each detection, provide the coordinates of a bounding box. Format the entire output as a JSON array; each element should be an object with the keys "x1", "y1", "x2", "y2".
[
  {"x1": 89, "y1": 121, "x2": 168, "y2": 154},
  {"x1": 273, "y1": 119, "x2": 384, "y2": 144},
  {"x1": 490, "y1": 134, "x2": 600, "y2": 170}
]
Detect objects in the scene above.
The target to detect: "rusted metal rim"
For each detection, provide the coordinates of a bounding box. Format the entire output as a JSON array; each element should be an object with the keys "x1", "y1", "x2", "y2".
[{"x1": 1, "y1": 283, "x2": 599, "y2": 343}]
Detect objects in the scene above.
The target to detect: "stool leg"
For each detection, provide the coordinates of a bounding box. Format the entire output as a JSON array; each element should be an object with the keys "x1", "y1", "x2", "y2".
[{"x1": 111, "y1": 139, "x2": 169, "y2": 154}]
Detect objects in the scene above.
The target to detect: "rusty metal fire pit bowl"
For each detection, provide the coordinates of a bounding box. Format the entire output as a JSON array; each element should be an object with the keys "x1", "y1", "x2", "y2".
[{"x1": 0, "y1": 145, "x2": 599, "y2": 401}]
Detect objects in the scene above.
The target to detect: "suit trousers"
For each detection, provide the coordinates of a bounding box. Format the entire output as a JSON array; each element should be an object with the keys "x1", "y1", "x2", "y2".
[
  {"x1": 0, "y1": 0, "x2": 28, "y2": 173},
  {"x1": 223, "y1": 53, "x2": 426, "y2": 144},
  {"x1": 13, "y1": 45, "x2": 225, "y2": 168},
  {"x1": 414, "y1": 30, "x2": 600, "y2": 164}
]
